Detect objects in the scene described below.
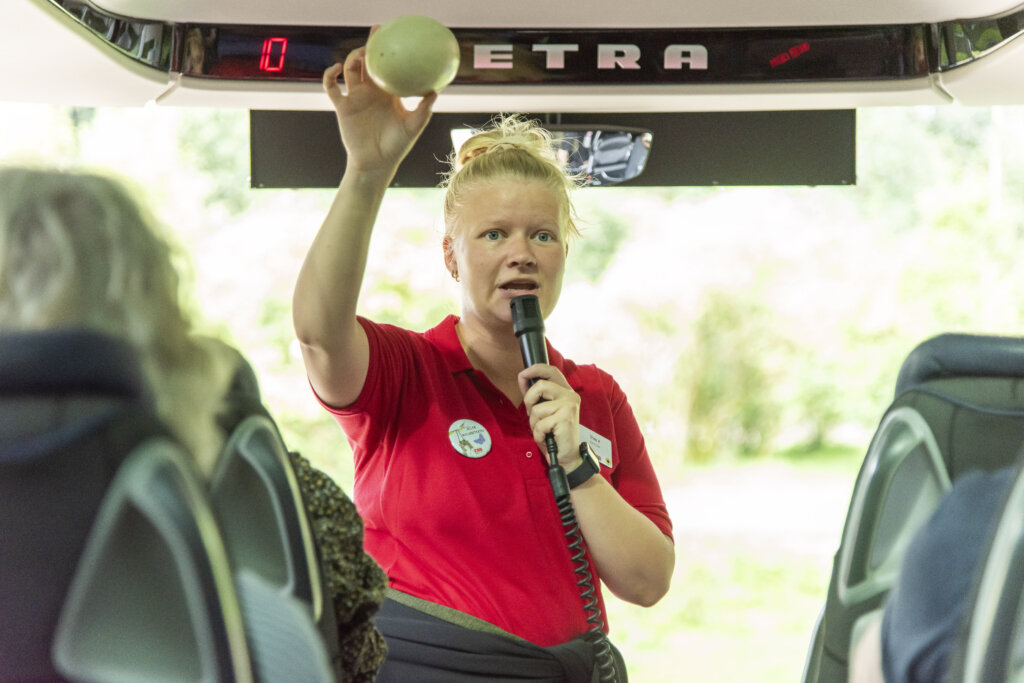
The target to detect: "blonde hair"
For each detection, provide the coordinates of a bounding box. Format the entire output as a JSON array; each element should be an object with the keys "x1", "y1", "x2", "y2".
[
  {"x1": 441, "y1": 115, "x2": 583, "y2": 245},
  {"x1": 0, "y1": 167, "x2": 234, "y2": 474}
]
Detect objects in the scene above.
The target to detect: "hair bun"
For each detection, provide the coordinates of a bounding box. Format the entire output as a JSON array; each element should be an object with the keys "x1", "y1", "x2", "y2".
[{"x1": 453, "y1": 115, "x2": 563, "y2": 172}]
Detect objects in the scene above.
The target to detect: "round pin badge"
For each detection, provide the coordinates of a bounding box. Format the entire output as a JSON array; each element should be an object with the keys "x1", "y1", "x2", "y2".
[{"x1": 448, "y1": 419, "x2": 492, "y2": 458}]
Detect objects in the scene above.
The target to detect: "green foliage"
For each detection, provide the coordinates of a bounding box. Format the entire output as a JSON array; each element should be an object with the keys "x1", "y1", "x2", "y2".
[
  {"x1": 606, "y1": 537, "x2": 832, "y2": 682},
  {"x1": 68, "y1": 107, "x2": 96, "y2": 133},
  {"x1": 565, "y1": 206, "x2": 630, "y2": 283},
  {"x1": 634, "y1": 304, "x2": 681, "y2": 337},
  {"x1": 777, "y1": 441, "x2": 863, "y2": 471},
  {"x1": 258, "y1": 296, "x2": 297, "y2": 367},
  {"x1": 682, "y1": 290, "x2": 780, "y2": 461},
  {"x1": 366, "y1": 279, "x2": 456, "y2": 331},
  {"x1": 275, "y1": 411, "x2": 355, "y2": 489},
  {"x1": 790, "y1": 359, "x2": 845, "y2": 452},
  {"x1": 176, "y1": 109, "x2": 252, "y2": 214}
]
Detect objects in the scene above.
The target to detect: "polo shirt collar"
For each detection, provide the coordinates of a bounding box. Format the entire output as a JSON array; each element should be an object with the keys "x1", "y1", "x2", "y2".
[{"x1": 426, "y1": 315, "x2": 579, "y2": 383}]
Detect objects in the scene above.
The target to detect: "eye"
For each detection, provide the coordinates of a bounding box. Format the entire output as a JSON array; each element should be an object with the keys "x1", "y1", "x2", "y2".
[
  {"x1": 535, "y1": 231, "x2": 556, "y2": 243},
  {"x1": 483, "y1": 229, "x2": 502, "y2": 241}
]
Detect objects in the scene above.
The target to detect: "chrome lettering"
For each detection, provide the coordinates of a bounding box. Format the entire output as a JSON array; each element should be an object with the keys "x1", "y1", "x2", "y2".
[
  {"x1": 597, "y1": 44, "x2": 641, "y2": 69},
  {"x1": 468, "y1": 42, "x2": 710, "y2": 71},
  {"x1": 474, "y1": 44, "x2": 514, "y2": 69},
  {"x1": 531, "y1": 43, "x2": 579, "y2": 69},
  {"x1": 664, "y1": 45, "x2": 709, "y2": 70}
]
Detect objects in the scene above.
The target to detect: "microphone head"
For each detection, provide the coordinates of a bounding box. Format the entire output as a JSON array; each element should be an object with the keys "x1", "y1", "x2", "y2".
[{"x1": 510, "y1": 294, "x2": 544, "y2": 338}]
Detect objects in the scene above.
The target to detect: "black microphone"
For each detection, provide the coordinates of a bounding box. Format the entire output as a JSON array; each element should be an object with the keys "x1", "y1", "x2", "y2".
[
  {"x1": 511, "y1": 294, "x2": 569, "y2": 496},
  {"x1": 510, "y1": 293, "x2": 548, "y2": 374}
]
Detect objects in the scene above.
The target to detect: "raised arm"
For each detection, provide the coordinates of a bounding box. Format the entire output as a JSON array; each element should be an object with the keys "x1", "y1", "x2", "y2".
[{"x1": 293, "y1": 42, "x2": 436, "y2": 408}]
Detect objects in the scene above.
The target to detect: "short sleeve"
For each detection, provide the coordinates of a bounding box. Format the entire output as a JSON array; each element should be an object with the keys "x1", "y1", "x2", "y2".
[{"x1": 604, "y1": 373, "x2": 674, "y2": 541}]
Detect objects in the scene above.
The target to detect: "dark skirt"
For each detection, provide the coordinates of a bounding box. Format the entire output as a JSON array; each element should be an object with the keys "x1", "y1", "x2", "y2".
[{"x1": 375, "y1": 593, "x2": 627, "y2": 682}]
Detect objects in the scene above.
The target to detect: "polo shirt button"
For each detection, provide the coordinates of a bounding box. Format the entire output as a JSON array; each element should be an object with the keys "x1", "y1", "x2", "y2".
[{"x1": 526, "y1": 451, "x2": 533, "y2": 458}]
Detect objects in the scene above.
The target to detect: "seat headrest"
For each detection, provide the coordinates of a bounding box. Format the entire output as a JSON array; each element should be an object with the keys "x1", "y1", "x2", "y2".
[
  {"x1": 895, "y1": 333, "x2": 1024, "y2": 397},
  {"x1": 0, "y1": 328, "x2": 146, "y2": 399}
]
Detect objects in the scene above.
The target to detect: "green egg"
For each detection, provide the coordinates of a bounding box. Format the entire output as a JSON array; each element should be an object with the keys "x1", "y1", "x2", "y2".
[{"x1": 365, "y1": 15, "x2": 461, "y2": 97}]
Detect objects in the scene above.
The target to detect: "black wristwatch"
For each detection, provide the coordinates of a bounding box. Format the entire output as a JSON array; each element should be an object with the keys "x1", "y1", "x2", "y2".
[{"x1": 567, "y1": 443, "x2": 601, "y2": 489}]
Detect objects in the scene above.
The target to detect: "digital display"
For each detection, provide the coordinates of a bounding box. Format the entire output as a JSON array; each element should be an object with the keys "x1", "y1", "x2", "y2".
[
  {"x1": 176, "y1": 25, "x2": 932, "y2": 84},
  {"x1": 258, "y1": 37, "x2": 288, "y2": 72}
]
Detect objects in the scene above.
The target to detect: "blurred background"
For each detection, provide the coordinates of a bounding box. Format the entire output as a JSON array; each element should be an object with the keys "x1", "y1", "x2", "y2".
[{"x1": 4, "y1": 103, "x2": 1024, "y2": 680}]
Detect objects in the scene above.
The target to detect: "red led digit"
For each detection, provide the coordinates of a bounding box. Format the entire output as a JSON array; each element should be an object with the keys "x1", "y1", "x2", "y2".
[{"x1": 259, "y1": 37, "x2": 288, "y2": 72}]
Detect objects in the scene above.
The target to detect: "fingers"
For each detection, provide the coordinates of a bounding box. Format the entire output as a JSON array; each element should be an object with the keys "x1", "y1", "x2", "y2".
[
  {"x1": 520, "y1": 366, "x2": 580, "y2": 461},
  {"x1": 322, "y1": 62, "x2": 345, "y2": 97},
  {"x1": 396, "y1": 89, "x2": 437, "y2": 140},
  {"x1": 410, "y1": 90, "x2": 438, "y2": 124},
  {"x1": 322, "y1": 45, "x2": 368, "y2": 99},
  {"x1": 529, "y1": 400, "x2": 580, "y2": 464},
  {"x1": 342, "y1": 46, "x2": 366, "y2": 88},
  {"x1": 418, "y1": 91, "x2": 439, "y2": 110},
  {"x1": 519, "y1": 364, "x2": 571, "y2": 397}
]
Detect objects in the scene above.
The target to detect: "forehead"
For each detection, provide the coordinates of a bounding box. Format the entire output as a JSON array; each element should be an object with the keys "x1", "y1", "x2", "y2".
[{"x1": 456, "y1": 179, "x2": 563, "y2": 224}]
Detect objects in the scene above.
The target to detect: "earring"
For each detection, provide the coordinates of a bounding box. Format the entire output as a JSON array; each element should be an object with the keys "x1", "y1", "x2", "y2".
[{"x1": 451, "y1": 267, "x2": 459, "y2": 282}]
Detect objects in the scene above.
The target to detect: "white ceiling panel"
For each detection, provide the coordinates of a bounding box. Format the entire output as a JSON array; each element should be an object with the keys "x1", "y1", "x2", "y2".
[{"x1": 90, "y1": 0, "x2": 1024, "y2": 29}]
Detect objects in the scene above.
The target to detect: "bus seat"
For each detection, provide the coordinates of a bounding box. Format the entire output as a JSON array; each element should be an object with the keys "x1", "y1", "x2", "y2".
[
  {"x1": 0, "y1": 329, "x2": 169, "y2": 680},
  {"x1": 803, "y1": 333, "x2": 1024, "y2": 683},
  {"x1": 893, "y1": 333, "x2": 1024, "y2": 478},
  {"x1": 1, "y1": 329, "x2": 329, "y2": 682},
  {"x1": 945, "y1": 456, "x2": 1024, "y2": 683},
  {"x1": 209, "y1": 354, "x2": 339, "y2": 681},
  {"x1": 51, "y1": 438, "x2": 254, "y2": 683},
  {"x1": 209, "y1": 414, "x2": 324, "y2": 618}
]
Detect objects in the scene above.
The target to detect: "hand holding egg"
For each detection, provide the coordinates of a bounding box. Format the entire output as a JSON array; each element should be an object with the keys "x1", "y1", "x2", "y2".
[{"x1": 365, "y1": 16, "x2": 461, "y2": 97}]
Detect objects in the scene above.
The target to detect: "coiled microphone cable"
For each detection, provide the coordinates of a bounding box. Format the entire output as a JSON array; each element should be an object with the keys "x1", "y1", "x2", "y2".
[{"x1": 511, "y1": 294, "x2": 619, "y2": 683}]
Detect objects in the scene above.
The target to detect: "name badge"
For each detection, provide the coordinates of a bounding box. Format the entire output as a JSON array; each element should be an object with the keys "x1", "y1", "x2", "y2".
[{"x1": 579, "y1": 425, "x2": 613, "y2": 468}]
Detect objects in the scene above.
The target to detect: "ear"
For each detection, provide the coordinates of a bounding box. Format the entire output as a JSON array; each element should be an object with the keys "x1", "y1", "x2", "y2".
[{"x1": 442, "y1": 235, "x2": 456, "y2": 274}]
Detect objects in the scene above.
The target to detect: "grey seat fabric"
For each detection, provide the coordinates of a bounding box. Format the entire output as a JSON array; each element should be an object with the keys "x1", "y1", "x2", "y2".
[
  {"x1": 210, "y1": 414, "x2": 323, "y2": 615},
  {"x1": 803, "y1": 333, "x2": 1024, "y2": 683},
  {"x1": 208, "y1": 351, "x2": 339, "y2": 681},
  {"x1": 1, "y1": 329, "x2": 332, "y2": 682},
  {"x1": 52, "y1": 438, "x2": 254, "y2": 683},
  {"x1": 0, "y1": 329, "x2": 172, "y2": 681},
  {"x1": 209, "y1": 413, "x2": 335, "y2": 682},
  {"x1": 234, "y1": 569, "x2": 334, "y2": 683}
]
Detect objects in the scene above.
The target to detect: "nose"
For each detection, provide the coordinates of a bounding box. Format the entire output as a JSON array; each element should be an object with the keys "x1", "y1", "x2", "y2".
[{"x1": 505, "y1": 234, "x2": 537, "y2": 268}]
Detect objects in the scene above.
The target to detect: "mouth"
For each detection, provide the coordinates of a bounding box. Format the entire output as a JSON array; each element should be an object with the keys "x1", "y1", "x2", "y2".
[{"x1": 499, "y1": 279, "x2": 539, "y2": 293}]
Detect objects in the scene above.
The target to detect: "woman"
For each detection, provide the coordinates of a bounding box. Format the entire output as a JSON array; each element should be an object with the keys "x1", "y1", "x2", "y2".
[
  {"x1": 0, "y1": 167, "x2": 234, "y2": 472},
  {"x1": 0, "y1": 166, "x2": 387, "y2": 681},
  {"x1": 293, "y1": 35, "x2": 675, "y2": 681}
]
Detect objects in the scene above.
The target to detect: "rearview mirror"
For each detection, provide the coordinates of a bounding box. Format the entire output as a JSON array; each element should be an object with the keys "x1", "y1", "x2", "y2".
[
  {"x1": 550, "y1": 126, "x2": 653, "y2": 187},
  {"x1": 449, "y1": 125, "x2": 653, "y2": 187}
]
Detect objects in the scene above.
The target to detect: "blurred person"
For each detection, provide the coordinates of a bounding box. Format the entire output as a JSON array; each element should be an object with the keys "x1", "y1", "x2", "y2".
[
  {"x1": 292, "y1": 34, "x2": 675, "y2": 682},
  {"x1": 0, "y1": 166, "x2": 387, "y2": 680},
  {"x1": 0, "y1": 166, "x2": 234, "y2": 472},
  {"x1": 849, "y1": 466, "x2": 1015, "y2": 683}
]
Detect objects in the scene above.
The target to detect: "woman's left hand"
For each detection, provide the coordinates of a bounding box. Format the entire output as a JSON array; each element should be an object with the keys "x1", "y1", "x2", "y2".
[{"x1": 518, "y1": 364, "x2": 581, "y2": 468}]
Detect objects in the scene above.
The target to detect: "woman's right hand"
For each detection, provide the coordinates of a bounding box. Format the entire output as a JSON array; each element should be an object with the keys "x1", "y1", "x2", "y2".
[{"x1": 323, "y1": 30, "x2": 438, "y2": 177}]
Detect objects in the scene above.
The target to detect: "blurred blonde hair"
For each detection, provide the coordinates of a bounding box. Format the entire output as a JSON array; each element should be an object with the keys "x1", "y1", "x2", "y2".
[
  {"x1": 440, "y1": 114, "x2": 583, "y2": 249},
  {"x1": 0, "y1": 166, "x2": 234, "y2": 474}
]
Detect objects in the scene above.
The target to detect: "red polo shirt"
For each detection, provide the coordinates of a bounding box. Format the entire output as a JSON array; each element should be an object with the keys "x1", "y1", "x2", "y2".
[{"x1": 318, "y1": 315, "x2": 672, "y2": 647}]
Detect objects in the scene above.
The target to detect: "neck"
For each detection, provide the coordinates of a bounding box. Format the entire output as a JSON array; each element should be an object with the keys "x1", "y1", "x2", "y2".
[{"x1": 455, "y1": 317, "x2": 528, "y2": 402}]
